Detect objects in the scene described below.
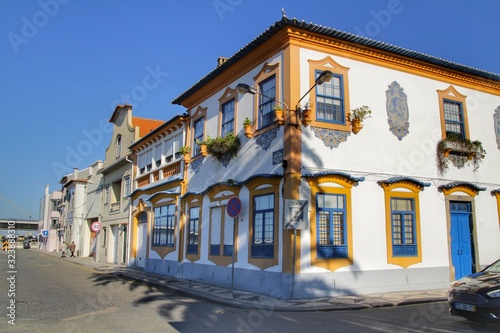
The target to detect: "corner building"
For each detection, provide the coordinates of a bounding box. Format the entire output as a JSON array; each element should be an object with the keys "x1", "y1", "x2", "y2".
[{"x1": 134, "y1": 17, "x2": 500, "y2": 298}]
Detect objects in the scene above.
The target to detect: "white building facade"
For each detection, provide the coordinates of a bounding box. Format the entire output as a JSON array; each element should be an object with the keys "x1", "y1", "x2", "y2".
[{"x1": 134, "y1": 17, "x2": 500, "y2": 298}]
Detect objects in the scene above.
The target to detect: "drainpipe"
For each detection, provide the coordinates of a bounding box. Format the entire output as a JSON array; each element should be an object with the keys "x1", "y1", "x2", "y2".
[{"x1": 125, "y1": 154, "x2": 133, "y2": 267}]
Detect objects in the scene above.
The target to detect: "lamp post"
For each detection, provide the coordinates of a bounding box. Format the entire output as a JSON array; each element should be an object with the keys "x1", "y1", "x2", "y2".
[
  {"x1": 236, "y1": 70, "x2": 333, "y2": 298},
  {"x1": 236, "y1": 70, "x2": 333, "y2": 127}
]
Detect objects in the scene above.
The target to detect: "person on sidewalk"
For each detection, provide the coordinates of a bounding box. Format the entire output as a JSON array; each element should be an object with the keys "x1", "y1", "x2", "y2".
[
  {"x1": 90, "y1": 238, "x2": 97, "y2": 262},
  {"x1": 69, "y1": 241, "x2": 76, "y2": 257},
  {"x1": 60, "y1": 242, "x2": 67, "y2": 258}
]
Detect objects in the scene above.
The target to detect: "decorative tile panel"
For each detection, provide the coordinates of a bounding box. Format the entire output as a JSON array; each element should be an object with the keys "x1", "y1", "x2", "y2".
[
  {"x1": 191, "y1": 158, "x2": 204, "y2": 173},
  {"x1": 273, "y1": 149, "x2": 284, "y2": 165},
  {"x1": 256, "y1": 128, "x2": 279, "y2": 151},
  {"x1": 311, "y1": 127, "x2": 350, "y2": 149},
  {"x1": 385, "y1": 81, "x2": 410, "y2": 141}
]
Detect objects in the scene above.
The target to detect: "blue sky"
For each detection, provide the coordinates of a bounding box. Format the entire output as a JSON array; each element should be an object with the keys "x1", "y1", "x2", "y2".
[{"x1": 1, "y1": 0, "x2": 499, "y2": 220}]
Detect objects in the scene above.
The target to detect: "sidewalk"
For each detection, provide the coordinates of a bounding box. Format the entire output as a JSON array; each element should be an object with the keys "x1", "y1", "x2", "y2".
[{"x1": 41, "y1": 250, "x2": 448, "y2": 312}]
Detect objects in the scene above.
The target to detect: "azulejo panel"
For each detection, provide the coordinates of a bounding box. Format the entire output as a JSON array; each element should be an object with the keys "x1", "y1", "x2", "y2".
[
  {"x1": 256, "y1": 128, "x2": 279, "y2": 151},
  {"x1": 386, "y1": 81, "x2": 410, "y2": 141},
  {"x1": 311, "y1": 127, "x2": 350, "y2": 149}
]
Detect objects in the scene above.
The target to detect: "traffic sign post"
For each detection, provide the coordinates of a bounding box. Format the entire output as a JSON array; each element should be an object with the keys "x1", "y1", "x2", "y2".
[
  {"x1": 226, "y1": 196, "x2": 241, "y2": 291},
  {"x1": 284, "y1": 199, "x2": 309, "y2": 230},
  {"x1": 91, "y1": 221, "x2": 101, "y2": 233},
  {"x1": 283, "y1": 199, "x2": 309, "y2": 299}
]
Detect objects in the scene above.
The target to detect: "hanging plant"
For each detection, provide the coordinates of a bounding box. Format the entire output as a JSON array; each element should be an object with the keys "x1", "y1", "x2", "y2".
[
  {"x1": 197, "y1": 132, "x2": 240, "y2": 162},
  {"x1": 436, "y1": 136, "x2": 486, "y2": 174},
  {"x1": 348, "y1": 105, "x2": 372, "y2": 134}
]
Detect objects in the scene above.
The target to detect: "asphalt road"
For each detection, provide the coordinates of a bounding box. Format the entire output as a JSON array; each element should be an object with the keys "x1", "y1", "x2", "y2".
[{"x1": 1, "y1": 248, "x2": 499, "y2": 332}]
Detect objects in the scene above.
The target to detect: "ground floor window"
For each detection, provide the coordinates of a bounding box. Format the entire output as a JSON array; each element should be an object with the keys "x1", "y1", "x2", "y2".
[
  {"x1": 390, "y1": 198, "x2": 417, "y2": 256},
  {"x1": 187, "y1": 207, "x2": 199, "y2": 254},
  {"x1": 252, "y1": 193, "x2": 274, "y2": 258},
  {"x1": 210, "y1": 206, "x2": 234, "y2": 257},
  {"x1": 152, "y1": 204, "x2": 175, "y2": 246},
  {"x1": 316, "y1": 193, "x2": 347, "y2": 258}
]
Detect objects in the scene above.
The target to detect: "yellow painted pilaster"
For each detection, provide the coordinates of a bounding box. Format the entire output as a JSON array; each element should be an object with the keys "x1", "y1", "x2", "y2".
[{"x1": 282, "y1": 42, "x2": 301, "y2": 274}]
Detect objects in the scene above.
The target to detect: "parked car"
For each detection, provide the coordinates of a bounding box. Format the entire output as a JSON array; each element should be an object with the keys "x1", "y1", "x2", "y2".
[
  {"x1": 23, "y1": 239, "x2": 30, "y2": 249},
  {"x1": 448, "y1": 258, "x2": 500, "y2": 322}
]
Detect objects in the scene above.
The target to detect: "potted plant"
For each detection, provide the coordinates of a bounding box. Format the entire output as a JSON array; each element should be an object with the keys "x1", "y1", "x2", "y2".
[
  {"x1": 274, "y1": 105, "x2": 284, "y2": 125},
  {"x1": 178, "y1": 145, "x2": 191, "y2": 163},
  {"x1": 301, "y1": 102, "x2": 313, "y2": 126},
  {"x1": 194, "y1": 139, "x2": 208, "y2": 156},
  {"x1": 348, "y1": 105, "x2": 372, "y2": 134},
  {"x1": 243, "y1": 117, "x2": 253, "y2": 138},
  {"x1": 199, "y1": 133, "x2": 240, "y2": 162},
  {"x1": 436, "y1": 136, "x2": 486, "y2": 174}
]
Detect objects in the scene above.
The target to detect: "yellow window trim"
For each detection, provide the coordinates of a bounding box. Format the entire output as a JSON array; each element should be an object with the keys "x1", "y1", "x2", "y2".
[
  {"x1": 246, "y1": 177, "x2": 281, "y2": 270},
  {"x1": 493, "y1": 191, "x2": 500, "y2": 228},
  {"x1": 437, "y1": 85, "x2": 470, "y2": 140},
  {"x1": 307, "y1": 175, "x2": 354, "y2": 272},
  {"x1": 218, "y1": 87, "x2": 238, "y2": 137},
  {"x1": 208, "y1": 205, "x2": 238, "y2": 267},
  {"x1": 381, "y1": 182, "x2": 422, "y2": 268},
  {"x1": 151, "y1": 200, "x2": 178, "y2": 259},
  {"x1": 440, "y1": 185, "x2": 480, "y2": 198},
  {"x1": 252, "y1": 62, "x2": 281, "y2": 135},
  {"x1": 308, "y1": 56, "x2": 351, "y2": 132}
]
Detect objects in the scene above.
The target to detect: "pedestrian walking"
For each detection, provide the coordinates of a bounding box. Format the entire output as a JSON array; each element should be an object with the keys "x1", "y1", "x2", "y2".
[
  {"x1": 69, "y1": 241, "x2": 76, "y2": 257},
  {"x1": 60, "y1": 242, "x2": 67, "y2": 258},
  {"x1": 90, "y1": 238, "x2": 97, "y2": 262}
]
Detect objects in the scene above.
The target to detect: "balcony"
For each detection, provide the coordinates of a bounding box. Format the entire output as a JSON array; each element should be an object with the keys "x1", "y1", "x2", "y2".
[{"x1": 110, "y1": 202, "x2": 121, "y2": 212}]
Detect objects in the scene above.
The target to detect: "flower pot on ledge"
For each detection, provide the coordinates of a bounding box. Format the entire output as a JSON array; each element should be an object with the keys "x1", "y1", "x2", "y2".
[
  {"x1": 302, "y1": 109, "x2": 313, "y2": 126},
  {"x1": 200, "y1": 144, "x2": 208, "y2": 156},
  {"x1": 274, "y1": 108, "x2": 284, "y2": 125},
  {"x1": 244, "y1": 124, "x2": 253, "y2": 138},
  {"x1": 183, "y1": 153, "x2": 190, "y2": 164},
  {"x1": 351, "y1": 118, "x2": 363, "y2": 134}
]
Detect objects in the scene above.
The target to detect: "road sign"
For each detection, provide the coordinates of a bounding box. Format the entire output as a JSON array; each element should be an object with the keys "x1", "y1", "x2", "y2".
[
  {"x1": 91, "y1": 221, "x2": 101, "y2": 232},
  {"x1": 226, "y1": 196, "x2": 242, "y2": 218},
  {"x1": 284, "y1": 199, "x2": 309, "y2": 230},
  {"x1": 42, "y1": 230, "x2": 48, "y2": 237}
]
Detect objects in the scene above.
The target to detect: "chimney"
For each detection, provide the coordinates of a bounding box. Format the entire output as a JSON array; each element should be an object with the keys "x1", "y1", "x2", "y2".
[
  {"x1": 73, "y1": 168, "x2": 78, "y2": 179},
  {"x1": 217, "y1": 57, "x2": 228, "y2": 66}
]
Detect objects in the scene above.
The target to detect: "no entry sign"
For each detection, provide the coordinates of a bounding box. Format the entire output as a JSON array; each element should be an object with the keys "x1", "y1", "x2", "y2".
[{"x1": 226, "y1": 196, "x2": 242, "y2": 218}]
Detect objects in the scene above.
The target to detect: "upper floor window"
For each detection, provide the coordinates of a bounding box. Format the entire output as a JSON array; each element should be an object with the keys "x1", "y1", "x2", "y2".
[
  {"x1": 308, "y1": 57, "x2": 350, "y2": 131},
  {"x1": 258, "y1": 75, "x2": 276, "y2": 129},
  {"x1": 116, "y1": 135, "x2": 122, "y2": 158},
  {"x1": 123, "y1": 176, "x2": 130, "y2": 198},
  {"x1": 138, "y1": 150, "x2": 153, "y2": 174},
  {"x1": 154, "y1": 143, "x2": 162, "y2": 167},
  {"x1": 193, "y1": 117, "x2": 204, "y2": 156},
  {"x1": 316, "y1": 70, "x2": 345, "y2": 124},
  {"x1": 437, "y1": 85, "x2": 469, "y2": 140},
  {"x1": 443, "y1": 100, "x2": 465, "y2": 139},
  {"x1": 221, "y1": 99, "x2": 235, "y2": 137},
  {"x1": 104, "y1": 186, "x2": 109, "y2": 205}
]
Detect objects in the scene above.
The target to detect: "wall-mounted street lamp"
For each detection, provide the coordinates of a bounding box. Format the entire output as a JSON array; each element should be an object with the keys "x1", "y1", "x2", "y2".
[{"x1": 236, "y1": 70, "x2": 333, "y2": 127}]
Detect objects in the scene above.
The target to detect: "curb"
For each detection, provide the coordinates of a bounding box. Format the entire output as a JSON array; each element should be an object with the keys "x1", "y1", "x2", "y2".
[{"x1": 38, "y1": 251, "x2": 449, "y2": 312}]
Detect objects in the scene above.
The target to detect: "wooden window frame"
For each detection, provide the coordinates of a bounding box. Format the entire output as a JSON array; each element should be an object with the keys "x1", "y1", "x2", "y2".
[
  {"x1": 437, "y1": 85, "x2": 470, "y2": 140},
  {"x1": 308, "y1": 57, "x2": 351, "y2": 131}
]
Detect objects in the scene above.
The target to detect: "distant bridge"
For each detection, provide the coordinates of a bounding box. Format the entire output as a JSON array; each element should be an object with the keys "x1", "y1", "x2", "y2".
[{"x1": 0, "y1": 218, "x2": 39, "y2": 239}]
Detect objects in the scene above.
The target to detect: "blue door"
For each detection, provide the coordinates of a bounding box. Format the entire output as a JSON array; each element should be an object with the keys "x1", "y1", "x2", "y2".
[{"x1": 450, "y1": 202, "x2": 472, "y2": 280}]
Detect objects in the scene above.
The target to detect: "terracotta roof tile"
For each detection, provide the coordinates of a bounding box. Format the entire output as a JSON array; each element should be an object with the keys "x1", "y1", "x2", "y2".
[{"x1": 132, "y1": 117, "x2": 165, "y2": 137}]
